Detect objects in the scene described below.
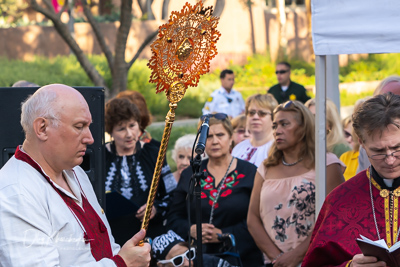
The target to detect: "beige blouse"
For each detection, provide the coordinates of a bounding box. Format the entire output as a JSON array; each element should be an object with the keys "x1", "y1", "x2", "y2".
[{"x1": 257, "y1": 153, "x2": 344, "y2": 261}]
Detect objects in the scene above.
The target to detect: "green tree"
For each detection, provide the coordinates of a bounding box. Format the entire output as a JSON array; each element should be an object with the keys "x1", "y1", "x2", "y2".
[
  {"x1": 0, "y1": 0, "x2": 27, "y2": 24},
  {"x1": 28, "y1": 0, "x2": 164, "y2": 97}
]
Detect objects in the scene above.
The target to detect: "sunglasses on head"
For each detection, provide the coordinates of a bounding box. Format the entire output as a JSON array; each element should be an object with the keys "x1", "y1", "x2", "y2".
[
  {"x1": 247, "y1": 110, "x2": 271, "y2": 117},
  {"x1": 275, "y1": 70, "x2": 289, "y2": 75},
  {"x1": 158, "y1": 247, "x2": 196, "y2": 267},
  {"x1": 201, "y1": 113, "x2": 228, "y2": 121},
  {"x1": 281, "y1": 100, "x2": 298, "y2": 109}
]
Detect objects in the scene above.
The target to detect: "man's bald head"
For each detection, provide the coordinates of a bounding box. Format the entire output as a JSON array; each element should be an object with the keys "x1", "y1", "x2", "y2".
[
  {"x1": 373, "y1": 76, "x2": 400, "y2": 96},
  {"x1": 20, "y1": 84, "x2": 87, "y2": 136}
]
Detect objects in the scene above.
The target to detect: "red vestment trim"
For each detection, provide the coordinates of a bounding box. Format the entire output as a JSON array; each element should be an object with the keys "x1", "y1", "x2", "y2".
[
  {"x1": 303, "y1": 170, "x2": 397, "y2": 266},
  {"x1": 14, "y1": 146, "x2": 127, "y2": 267}
]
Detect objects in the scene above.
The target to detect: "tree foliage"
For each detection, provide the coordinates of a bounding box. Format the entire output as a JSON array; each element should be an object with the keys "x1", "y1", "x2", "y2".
[
  {"x1": 0, "y1": 0, "x2": 28, "y2": 25},
  {"x1": 28, "y1": 0, "x2": 158, "y2": 97}
]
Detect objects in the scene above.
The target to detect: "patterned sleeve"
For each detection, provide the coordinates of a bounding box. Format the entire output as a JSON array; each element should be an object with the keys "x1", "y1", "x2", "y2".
[{"x1": 154, "y1": 160, "x2": 177, "y2": 218}]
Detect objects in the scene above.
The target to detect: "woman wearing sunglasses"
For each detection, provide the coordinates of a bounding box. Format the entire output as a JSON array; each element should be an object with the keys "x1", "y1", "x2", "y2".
[
  {"x1": 167, "y1": 113, "x2": 264, "y2": 266},
  {"x1": 247, "y1": 101, "x2": 345, "y2": 267},
  {"x1": 232, "y1": 94, "x2": 278, "y2": 167}
]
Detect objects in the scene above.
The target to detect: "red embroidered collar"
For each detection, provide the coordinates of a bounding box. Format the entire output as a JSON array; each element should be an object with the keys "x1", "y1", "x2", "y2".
[{"x1": 14, "y1": 146, "x2": 115, "y2": 261}]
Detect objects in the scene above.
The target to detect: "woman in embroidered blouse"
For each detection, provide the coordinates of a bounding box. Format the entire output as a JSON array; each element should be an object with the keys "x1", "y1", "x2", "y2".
[
  {"x1": 104, "y1": 98, "x2": 177, "y2": 244},
  {"x1": 231, "y1": 94, "x2": 278, "y2": 167},
  {"x1": 167, "y1": 113, "x2": 264, "y2": 267},
  {"x1": 247, "y1": 100, "x2": 345, "y2": 267}
]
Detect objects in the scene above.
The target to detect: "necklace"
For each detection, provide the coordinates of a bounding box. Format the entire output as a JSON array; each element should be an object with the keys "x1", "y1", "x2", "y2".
[
  {"x1": 209, "y1": 157, "x2": 235, "y2": 225},
  {"x1": 282, "y1": 156, "x2": 303, "y2": 166},
  {"x1": 368, "y1": 166, "x2": 400, "y2": 242}
]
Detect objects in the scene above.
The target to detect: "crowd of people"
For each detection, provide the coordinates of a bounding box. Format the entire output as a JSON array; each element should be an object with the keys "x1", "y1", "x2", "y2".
[{"x1": 1, "y1": 66, "x2": 400, "y2": 267}]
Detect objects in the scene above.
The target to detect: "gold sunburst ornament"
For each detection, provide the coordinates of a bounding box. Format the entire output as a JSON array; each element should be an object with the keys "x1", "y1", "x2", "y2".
[{"x1": 140, "y1": 1, "x2": 220, "y2": 238}]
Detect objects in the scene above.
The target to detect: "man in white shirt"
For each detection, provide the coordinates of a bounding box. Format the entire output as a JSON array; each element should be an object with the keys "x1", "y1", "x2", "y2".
[
  {"x1": 0, "y1": 84, "x2": 151, "y2": 266},
  {"x1": 202, "y1": 69, "x2": 245, "y2": 118}
]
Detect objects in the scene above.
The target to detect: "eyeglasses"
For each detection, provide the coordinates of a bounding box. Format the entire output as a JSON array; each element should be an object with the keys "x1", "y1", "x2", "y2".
[
  {"x1": 158, "y1": 248, "x2": 196, "y2": 267},
  {"x1": 234, "y1": 129, "x2": 246, "y2": 134},
  {"x1": 344, "y1": 130, "x2": 352, "y2": 139},
  {"x1": 368, "y1": 150, "x2": 400, "y2": 160},
  {"x1": 247, "y1": 110, "x2": 271, "y2": 117},
  {"x1": 201, "y1": 113, "x2": 228, "y2": 121},
  {"x1": 275, "y1": 70, "x2": 289, "y2": 75}
]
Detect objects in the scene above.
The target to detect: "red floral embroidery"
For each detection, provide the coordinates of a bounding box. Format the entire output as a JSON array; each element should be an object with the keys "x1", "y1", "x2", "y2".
[
  {"x1": 200, "y1": 169, "x2": 246, "y2": 208},
  {"x1": 225, "y1": 177, "x2": 233, "y2": 184},
  {"x1": 203, "y1": 184, "x2": 213, "y2": 190},
  {"x1": 209, "y1": 199, "x2": 219, "y2": 209},
  {"x1": 220, "y1": 189, "x2": 232, "y2": 197},
  {"x1": 210, "y1": 189, "x2": 218, "y2": 199},
  {"x1": 205, "y1": 176, "x2": 213, "y2": 183}
]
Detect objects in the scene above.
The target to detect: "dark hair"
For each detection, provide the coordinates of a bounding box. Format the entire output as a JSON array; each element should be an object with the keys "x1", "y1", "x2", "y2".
[
  {"x1": 105, "y1": 98, "x2": 141, "y2": 134},
  {"x1": 265, "y1": 100, "x2": 315, "y2": 169},
  {"x1": 353, "y1": 93, "x2": 400, "y2": 142},
  {"x1": 277, "y1": 62, "x2": 291, "y2": 69},
  {"x1": 116, "y1": 90, "x2": 151, "y2": 132},
  {"x1": 220, "y1": 69, "x2": 234, "y2": 79}
]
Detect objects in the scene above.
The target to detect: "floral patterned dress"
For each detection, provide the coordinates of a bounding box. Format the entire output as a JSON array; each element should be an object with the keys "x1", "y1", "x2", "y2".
[
  {"x1": 168, "y1": 158, "x2": 264, "y2": 267},
  {"x1": 257, "y1": 153, "x2": 344, "y2": 262}
]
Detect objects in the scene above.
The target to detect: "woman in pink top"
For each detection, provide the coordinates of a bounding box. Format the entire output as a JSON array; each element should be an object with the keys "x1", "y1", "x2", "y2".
[{"x1": 247, "y1": 101, "x2": 345, "y2": 267}]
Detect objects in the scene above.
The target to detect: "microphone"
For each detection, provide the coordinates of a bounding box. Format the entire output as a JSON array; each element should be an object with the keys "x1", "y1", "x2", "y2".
[{"x1": 195, "y1": 115, "x2": 210, "y2": 155}]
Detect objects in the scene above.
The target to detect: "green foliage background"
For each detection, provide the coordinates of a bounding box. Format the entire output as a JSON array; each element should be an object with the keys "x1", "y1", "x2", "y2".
[
  {"x1": 1, "y1": 53, "x2": 399, "y2": 118},
  {"x1": 1, "y1": 53, "x2": 399, "y2": 170}
]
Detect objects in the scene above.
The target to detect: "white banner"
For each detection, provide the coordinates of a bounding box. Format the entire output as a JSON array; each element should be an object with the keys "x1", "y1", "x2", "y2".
[{"x1": 312, "y1": 0, "x2": 400, "y2": 55}]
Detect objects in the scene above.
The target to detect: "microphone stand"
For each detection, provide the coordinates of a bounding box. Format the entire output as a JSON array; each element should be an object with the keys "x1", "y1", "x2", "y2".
[{"x1": 189, "y1": 153, "x2": 206, "y2": 267}]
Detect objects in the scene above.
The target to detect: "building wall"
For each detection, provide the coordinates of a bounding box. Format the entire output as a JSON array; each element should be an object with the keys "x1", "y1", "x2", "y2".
[{"x1": 0, "y1": 0, "x2": 312, "y2": 68}]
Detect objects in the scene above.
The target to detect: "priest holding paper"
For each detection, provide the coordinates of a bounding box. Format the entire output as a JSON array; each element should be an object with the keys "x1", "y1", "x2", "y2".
[{"x1": 303, "y1": 93, "x2": 400, "y2": 267}]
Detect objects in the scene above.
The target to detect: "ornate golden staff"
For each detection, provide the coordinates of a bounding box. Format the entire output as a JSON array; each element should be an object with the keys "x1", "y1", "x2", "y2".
[{"x1": 140, "y1": 1, "x2": 221, "y2": 239}]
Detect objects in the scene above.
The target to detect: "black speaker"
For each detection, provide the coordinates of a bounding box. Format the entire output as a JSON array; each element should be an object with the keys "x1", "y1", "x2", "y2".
[{"x1": 0, "y1": 87, "x2": 105, "y2": 207}]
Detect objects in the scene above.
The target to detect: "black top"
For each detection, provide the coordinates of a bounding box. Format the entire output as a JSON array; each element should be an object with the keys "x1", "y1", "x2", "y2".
[
  {"x1": 105, "y1": 141, "x2": 177, "y2": 243},
  {"x1": 167, "y1": 158, "x2": 263, "y2": 267},
  {"x1": 268, "y1": 81, "x2": 311, "y2": 104}
]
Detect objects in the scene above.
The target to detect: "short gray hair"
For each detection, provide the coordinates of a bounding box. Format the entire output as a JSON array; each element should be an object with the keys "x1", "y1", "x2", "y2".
[
  {"x1": 12, "y1": 80, "x2": 39, "y2": 87},
  {"x1": 172, "y1": 134, "x2": 196, "y2": 162},
  {"x1": 21, "y1": 89, "x2": 60, "y2": 135}
]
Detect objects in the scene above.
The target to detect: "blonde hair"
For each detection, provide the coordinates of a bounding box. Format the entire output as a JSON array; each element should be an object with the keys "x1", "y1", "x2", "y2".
[
  {"x1": 342, "y1": 115, "x2": 360, "y2": 152},
  {"x1": 305, "y1": 98, "x2": 349, "y2": 153},
  {"x1": 231, "y1": 114, "x2": 246, "y2": 130},
  {"x1": 245, "y1": 94, "x2": 278, "y2": 115},
  {"x1": 326, "y1": 99, "x2": 348, "y2": 153},
  {"x1": 264, "y1": 100, "x2": 315, "y2": 169}
]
